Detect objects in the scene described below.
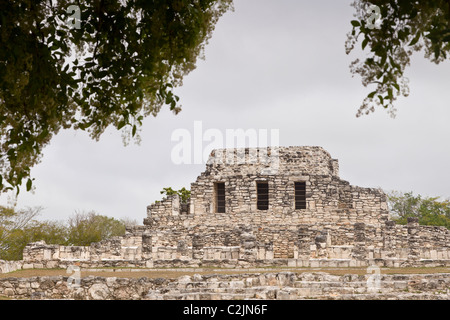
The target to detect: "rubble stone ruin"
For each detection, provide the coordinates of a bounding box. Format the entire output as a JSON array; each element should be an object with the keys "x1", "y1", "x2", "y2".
[{"x1": 21, "y1": 146, "x2": 450, "y2": 269}]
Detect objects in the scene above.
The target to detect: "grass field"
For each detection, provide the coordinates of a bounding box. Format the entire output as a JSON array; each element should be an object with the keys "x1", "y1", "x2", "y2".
[{"x1": 1, "y1": 267, "x2": 449, "y2": 279}]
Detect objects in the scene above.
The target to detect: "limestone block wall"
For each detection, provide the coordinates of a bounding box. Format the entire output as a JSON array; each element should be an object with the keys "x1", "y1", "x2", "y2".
[
  {"x1": 14, "y1": 217, "x2": 449, "y2": 270},
  {"x1": 22, "y1": 227, "x2": 146, "y2": 265},
  {"x1": 1, "y1": 272, "x2": 449, "y2": 300},
  {"x1": 145, "y1": 217, "x2": 449, "y2": 265},
  {"x1": 146, "y1": 146, "x2": 390, "y2": 229},
  {"x1": 6, "y1": 146, "x2": 448, "y2": 270},
  {"x1": 0, "y1": 260, "x2": 23, "y2": 274}
]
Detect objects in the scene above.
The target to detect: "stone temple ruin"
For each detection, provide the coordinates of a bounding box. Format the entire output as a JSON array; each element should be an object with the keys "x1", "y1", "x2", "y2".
[{"x1": 19, "y1": 146, "x2": 450, "y2": 269}]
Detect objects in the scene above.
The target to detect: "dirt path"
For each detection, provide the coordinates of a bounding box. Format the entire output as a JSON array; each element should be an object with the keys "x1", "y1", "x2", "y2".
[{"x1": 1, "y1": 267, "x2": 449, "y2": 279}]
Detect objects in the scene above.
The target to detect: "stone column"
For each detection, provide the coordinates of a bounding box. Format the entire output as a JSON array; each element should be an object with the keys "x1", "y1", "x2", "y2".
[
  {"x1": 171, "y1": 195, "x2": 180, "y2": 216},
  {"x1": 297, "y1": 226, "x2": 311, "y2": 259},
  {"x1": 314, "y1": 230, "x2": 329, "y2": 258},
  {"x1": 383, "y1": 220, "x2": 396, "y2": 258},
  {"x1": 407, "y1": 217, "x2": 420, "y2": 261},
  {"x1": 192, "y1": 234, "x2": 204, "y2": 260},
  {"x1": 352, "y1": 222, "x2": 367, "y2": 262},
  {"x1": 141, "y1": 232, "x2": 153, "y2": 266},
  {"x1": 142, "y1": 233, "x2": 152, "y2": 253},
  {"x1": 239, "y1": 227, "x2": 257, "y2": 261},
  {"x1": 177, "y1": 240, "x2": 188, "y2": 257}
]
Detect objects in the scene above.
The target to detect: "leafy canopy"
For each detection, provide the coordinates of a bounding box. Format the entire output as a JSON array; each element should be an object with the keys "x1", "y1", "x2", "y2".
[
  {"x1": 160, "y1": 186, "x2": 191, "y2": 203},
  {"x1": 0, "y1": 206, "x2": 131, "y2": 260},
  {"x1": 387, "y1": 190, "x2": 450, "y2": 229},
  {"x1": 346, "y1": 0, "x2": 450, "y2": 117},
  {"x1": 66, "y1": 210, "x2": 126, "y2": 246},
  {"x1": 0, "y1": 0, "x2": 233, "y2": 194}
]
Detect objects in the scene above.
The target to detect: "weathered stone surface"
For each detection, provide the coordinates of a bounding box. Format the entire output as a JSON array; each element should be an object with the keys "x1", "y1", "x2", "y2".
[
  {"x1": 0, "y1": 272, "x2": 448, "y2": 300},
  {"x1": 1, "y1": 146, "x2": 447, "y2": 273}
]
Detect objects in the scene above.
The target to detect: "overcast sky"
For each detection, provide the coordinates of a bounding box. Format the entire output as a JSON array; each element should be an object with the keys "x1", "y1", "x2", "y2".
[{"x1": 2, "y1": 0, "x2": 450, "y2": 223}]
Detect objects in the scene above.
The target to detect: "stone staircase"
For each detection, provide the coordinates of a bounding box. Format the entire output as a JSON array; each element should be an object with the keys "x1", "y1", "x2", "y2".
[
  {"x1": 145, "y1": 272, "x2": 450, "y2": 300},
  {"x1": 1, "y1": 271, "x2": 448, "y2": 300}
]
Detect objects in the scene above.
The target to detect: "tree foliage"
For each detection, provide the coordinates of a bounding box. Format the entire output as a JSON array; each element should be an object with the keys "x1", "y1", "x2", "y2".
[
  {"x1": 0, "y1": 206, "x2": 128, "y2": 260},
  {"x1": 0, "y1": 206, "x2": 38, "y2": 259},
  {"x1": 387, "y1": 191, "x2": 450, "y2": 229},
  {"x1": 0, "y1": 0, "x2": 233, "y2": 194},
  {"x1": 346, "y1": 0, "x2": 450, "y2": 117},
  {"x1": 0, "y1": 220, "x2": 67, "y2": 261},
  {"x1": 160, "y1": 186, "x2": 191, "y2": 203},
  {"x1": 66, "y1": 210, "x2": 125, "y2": 246}
]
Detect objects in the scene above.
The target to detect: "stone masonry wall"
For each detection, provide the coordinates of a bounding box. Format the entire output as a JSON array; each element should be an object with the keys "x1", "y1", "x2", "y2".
[
  {"x1": 7, "y1": 146, "x2": 449, "y2": 271},
  {"x1": 142, "y1": 146, "x2": 393, "y2": 260},
  {"x1": 159, "y1": 146, "x2": 390, "y2": 226},
  {"x1": 1, "y1": 272, "x2": 449, "y2": 300},
  {"x1": 0, "y1": 260, "x2": 23, "y2": 274},
  {"x1": 18, "y1": 217, "x2": 450, "y2": 270}
]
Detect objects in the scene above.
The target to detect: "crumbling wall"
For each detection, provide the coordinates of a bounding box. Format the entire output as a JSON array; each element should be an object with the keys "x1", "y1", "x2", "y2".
[
  {"x1": 1, "y1": 272, "x2": 449, "y2": 300},
  {"x1": 7, "y1": 146, "x2": 449, "y2": 271},
  {"x1": 147, "y1": 147, "x2": 389, "y2": 230},
  {"x1": 0, "y1": 260, "x2": 23, "y2": 273},
  {"x1": 16, "y1": 217, "x2": 450, "y2": 270},
  {"x1": 22, "y1": 226, "x2": 147, "y2": 267}
]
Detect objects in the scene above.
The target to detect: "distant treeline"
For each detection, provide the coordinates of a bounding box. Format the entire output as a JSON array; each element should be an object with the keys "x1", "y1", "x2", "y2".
[
  {"x1": 0, "y1": 207, "x2": 136, "y2": 261},
  {"x1": 387, "y1": 191, "x2": 450, "y2": 230}
]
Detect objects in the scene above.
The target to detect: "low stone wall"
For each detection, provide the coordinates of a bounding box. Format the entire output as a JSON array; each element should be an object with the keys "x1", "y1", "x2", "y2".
[
  {"x1": 22, "y1": 229, "x2": 145, "y2": 263},
  {"x1": 0, "y1": 260, "x2": 23, "y2": 274},
  {"x1": 1, "y1": 272, "x2": 449, "y2": 300},
  {"x1": 17, "y1": 218, "x2": 449, "y2": 270},
  {"x1": 7, "y1": 257, "x2": 450, "y2": 272},
  {"x1": 141, "y1": 215, "x2": 450, "y2": 261}
]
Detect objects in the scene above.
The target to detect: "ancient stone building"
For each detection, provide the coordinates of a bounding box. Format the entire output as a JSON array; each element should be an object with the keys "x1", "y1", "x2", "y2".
[{"x1": 17, "y1": 146, "x2": 450, "y2": 269}]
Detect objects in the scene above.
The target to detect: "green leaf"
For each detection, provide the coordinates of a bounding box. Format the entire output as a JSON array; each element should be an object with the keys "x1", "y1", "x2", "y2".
[
  {"x1": 380, "y1": 53, "x2": 387, "y2": 66},
  {"x1": 0, "y1": 0, "x2": 234, "y2": 193},
  {"x1": 434, "y1": 46, "x2": 440, "y2": 59},
  {"x1": 362, "y1": 38, "x2": 369, "y2": 50},
  {"x1": 26, "y1": 179, "x2": 32, "y2": 191},
  {"x1": 367, "y1": 91, "x2": 377, "y2": 99},
  {"x1": 351, "y1": 20, "x2": 360, "y2": 27},
  {"x1": 389, "y1": 56, "x2": 400, "y2": 69},
  {"x1": 117, "y1": 121, "x2": 126, "y2": 130},
  {"x1": 409, "y1": 33, "x2": 421, "y2": 46},
  {"x1": 387, "y1": 88, "x2": 393, "y2": 99}
]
